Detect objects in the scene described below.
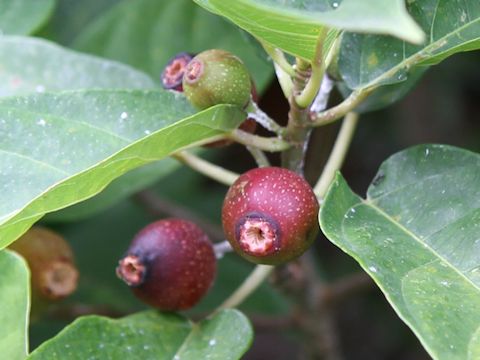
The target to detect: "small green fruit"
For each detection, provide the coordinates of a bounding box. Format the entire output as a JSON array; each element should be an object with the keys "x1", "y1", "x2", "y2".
[{"x1": 182, "y1": 49, "x2": 251, "y2": 110}]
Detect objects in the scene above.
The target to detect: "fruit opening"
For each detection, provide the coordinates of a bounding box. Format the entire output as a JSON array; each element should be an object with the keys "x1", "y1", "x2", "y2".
[
  {"x1": 237, "y1": 216, "x2": 278, "y2": 256},
  {"x1": 162, "y1": 56, "x2": 191, "y2": 88},
  {"x1": 185, "y1": 59, "x2": 203, "y2": 83},
  {"x1": 39, "y1": 261, "x2": 79, "y2": 300},
  {"x1": 116, "y1": 255, "x2": 147, "y2": 287}
]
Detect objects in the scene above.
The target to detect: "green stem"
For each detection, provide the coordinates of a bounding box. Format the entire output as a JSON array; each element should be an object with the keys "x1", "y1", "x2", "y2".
[
  {"x1": 216, "y1": 265, "x2": 274, "y2": 311},
  {"x1": 281, "y1": 58, "x2": 312, "y2": 173},
  {"x1": 261, "y1": 42, "x2": 296, "y2": 77},
  {"x1": 172, "y1": 151, "x2": 238, "y2": 186},
  {"x1": 311, "y1": 89, "x2": 370, "y2": 127},
  {"x1": 228, "y1": 129, "x2": 290, "y2": 152},
  {"x1": 314, "y1": 112, "x2": 359, "y2": 198},
  {"x1": 295, "y1": 29, "x2": 328, "y2": 109},
  {"x1": 274, "y1": 63, "x2": 294, "y2": 99},
  {"x1": 246, "y1": 146, "x2": 271, "y2": 167}
]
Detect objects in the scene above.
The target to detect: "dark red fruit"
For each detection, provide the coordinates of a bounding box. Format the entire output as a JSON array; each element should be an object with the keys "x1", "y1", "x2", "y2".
[
  {"x1": 116, "y1": 218, "x2": 216, "y2": 311},
  {"x1": 222, "y1": 167, "x2": 319, "y2": 265},
  {"x1": 161, "y1": 52, "x2": 195, "y2": 91}
]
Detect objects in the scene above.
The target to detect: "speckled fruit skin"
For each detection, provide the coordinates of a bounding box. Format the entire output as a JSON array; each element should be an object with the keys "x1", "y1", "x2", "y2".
[
  {"x1": 222, "y1": 167, "x2": 320, "y2": 265},
  {"x1": 205, "y1": 81, "x2": 258, "y2": 148},
  {"x1": 118, "y1": 219, "x2": 216, "y2": 311},
  {"x1": 182, "y1": 49, "x2": 251, "y2": 110}
]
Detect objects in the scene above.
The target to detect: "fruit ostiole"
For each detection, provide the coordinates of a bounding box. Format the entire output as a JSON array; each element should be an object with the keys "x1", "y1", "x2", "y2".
[
  {"x1": 161, "y1": 49, "x2": 258, "y2": 147},
  {"x1": 161, "y1": 52, "x2": 195, "y2": 91},
  {"x1": 222, "y1": 167, "x2": 319, "y2": 265},
  {"x1": 116, "y1": 218, "x2": 216, "y2": 311}
]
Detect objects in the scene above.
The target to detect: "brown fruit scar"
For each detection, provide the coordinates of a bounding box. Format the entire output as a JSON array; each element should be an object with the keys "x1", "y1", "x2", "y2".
[
  {"x1": 116, "y1": 255, "x2": 147, "y2": 287},
  {"x1": 185, "y1": 59, "x2": 204, "y2": 83},
  {"x1": 39, "y1": 261, "x2": 79, "y2": 300}
]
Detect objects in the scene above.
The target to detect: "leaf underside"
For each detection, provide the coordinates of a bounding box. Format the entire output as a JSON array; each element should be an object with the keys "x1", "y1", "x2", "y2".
[{"x1": 0, "y1": 90, "x2": 244, "y2": 249}]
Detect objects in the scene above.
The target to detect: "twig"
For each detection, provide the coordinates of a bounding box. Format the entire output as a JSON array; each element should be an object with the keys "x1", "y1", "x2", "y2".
[
  {"x1": 134, "y1": 190, "x2": 225, "y2": 241},
  {"x1": 228, "y1": 129, "x2": 290, "y2": 152},
  {"x1": 280, "y1": 58, "x2": 312, "y2": 173},
  {"x1": 295, "y1": 29, "x2": 328, "y2": 108},
  {"x1": 314, "y1": 112, "x2": 359, "y2": 199},
  {"x1": 274, "y1": 63, "x2": 294, "y2": 99},
  {"x1": 321, "y1": 272, "x2": 373, "y2": 306},
  {"x1": 246, "y1": 100, "x2": 286, "y2": 136},
  {"x1": 172, "y1": 150, "x2": 238, "y2": 186},
  {"x1": 213, "y1": 241, "x2": 233, "y2": 259},
  {"x1": 215, "y1": 265, "x2": 274, "y2": 311},
  {"x1": 311, "y1": 90, "x2": 369, "y2": 127},
  {"x1": 246, "y1": 146, "x2": 271, "y2": 167},
  {"x1": 261, "y1": 42, "x2": 296, "y2": 77},
  {"x1": 311, "y1": 75, "x2": 334, "y2": 113}
]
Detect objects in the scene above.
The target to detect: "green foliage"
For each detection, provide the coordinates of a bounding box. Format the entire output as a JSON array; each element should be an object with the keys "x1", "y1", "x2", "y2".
[
  {"x1": 29, "y1": 310, "x2": 253, "y2": 360},
  {"x1": 0, "y1": 90, "x2": 244, "y2": 249},
  {"x1": 0, "y1": 0, "x2": 479, "y2": 358},
  {"x1": 339, "y1": 0, "x2": 480, "y2": 89},
  {"x1": 320, "y1": 145, "x2": 480, "y2": 360},
  {"x1": 0, "y1": 36, "x2": 155, "y2": 97},
  {"x1": 0, "y1": 250, "x2": 30, "y2": 360},
  {"x1": 0, "y1": 0, "x2": 55, "y2": 35},
  {"x1": 193, "y1": 0, "x2": 424, "y2": 62},
  {"x1": 73, "y1": 0, "x2": 273, "y2": 92}
]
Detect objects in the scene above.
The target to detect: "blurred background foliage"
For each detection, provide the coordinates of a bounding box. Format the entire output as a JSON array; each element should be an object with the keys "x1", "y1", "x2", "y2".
[{"x1": 28, "y1": 0, "x2": 480, "y2": 358}]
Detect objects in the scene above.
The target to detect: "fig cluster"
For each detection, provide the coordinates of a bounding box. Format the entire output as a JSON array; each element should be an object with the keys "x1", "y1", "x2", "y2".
[
  {"x1": 161, "y1": 49, "x2": 257, "y2": 146},
  {"x1": 117, "y1": 50, "x2": 320, "y2": 312}
]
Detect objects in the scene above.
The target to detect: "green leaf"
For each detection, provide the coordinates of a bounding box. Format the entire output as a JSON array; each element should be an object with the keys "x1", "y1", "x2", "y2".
[
  {"x1": 0, "y1": 0, "x2": 55, "y2": 35},
  {"x1": 0, "y1": 36, "x2": 155, "y2": 97},
  {"x1": 193, "y1": 0, "x2": 424, "y2": 61},
  {"x1": 40, "y1": 0, "x2": 118, "y2": 45},
  {"x1": 29, "y1": 310, "x2": 253, "y2": 360},
  {"x1": 0, "y1": 35, "x2": 178, "y2": 222},
  {"x1": 0, "y1": 90, "x2": 245, "y2": 249},
  {"x1": 320, "y1": 144, "x2": 480, "y2": 360},
  {"x1": 44, "y1": 159, "x2": 178, "y2": 222},
  {"x1": 0, "y1": 249, "x2": 30, "y2": 360},
  {"x1": 339, "y1": 1, "x2": 480, "y2": 89},
  {"x1": 337, "y1": 67, "x2": 427, "y2": 112},
  {"x1": 73, "y1": 0, "x2": 273, "y2": 92}
]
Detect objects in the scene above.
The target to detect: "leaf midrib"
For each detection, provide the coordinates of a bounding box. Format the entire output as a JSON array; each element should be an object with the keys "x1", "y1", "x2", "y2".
[
  {"x1": 173, "y1": 322, "x2": 199, "y2": 358},
  {"x1": 214, "y1": 2, "x2": 320, "y2": 39},
  {"x1": 363, "y1": 14, "x2": 480, "y2": 89},
  {"x1": 363, "y1": 199, "x2": 480, "y2": 294}
]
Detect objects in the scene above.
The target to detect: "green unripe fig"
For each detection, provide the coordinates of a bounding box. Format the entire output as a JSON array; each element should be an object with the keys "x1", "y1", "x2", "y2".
[{"x1": 182, "y1": 49, "x2": 252, "y2": 110}]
